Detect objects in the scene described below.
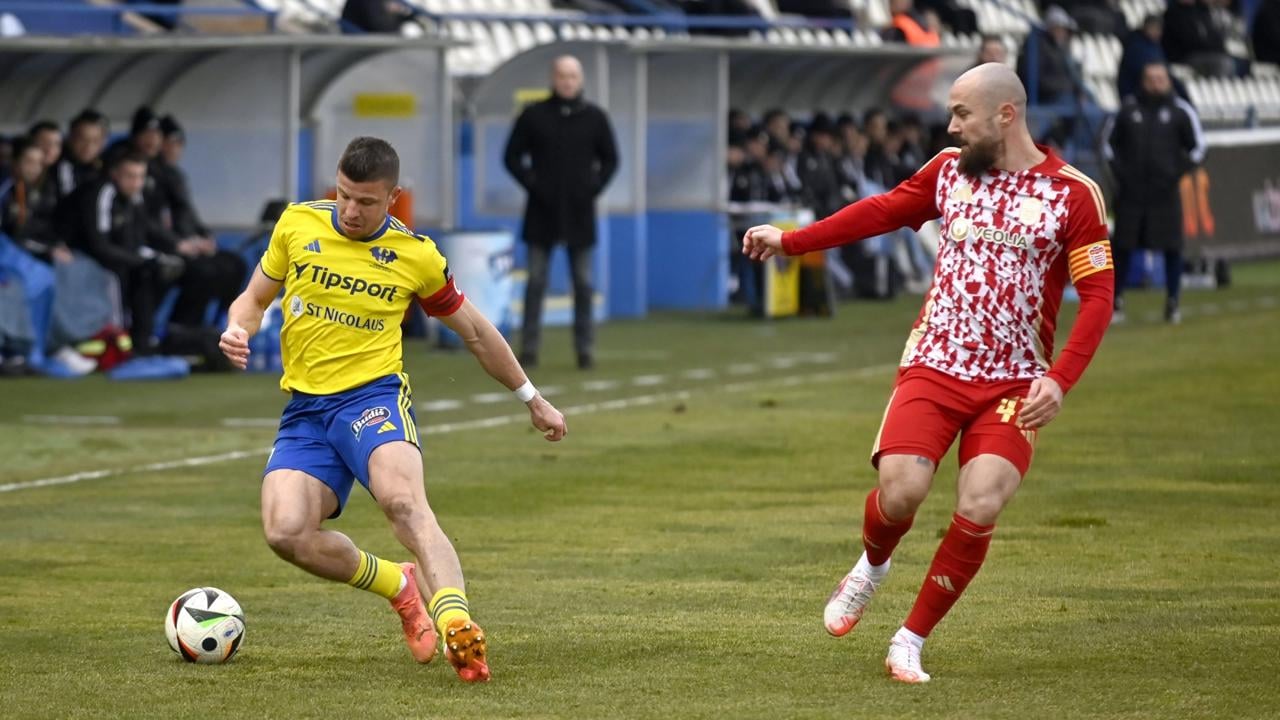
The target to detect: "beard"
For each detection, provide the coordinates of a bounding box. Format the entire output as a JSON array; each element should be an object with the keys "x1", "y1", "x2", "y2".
[{"x1": 957, "y1": 135, "x2": 1003, "y2": 178}]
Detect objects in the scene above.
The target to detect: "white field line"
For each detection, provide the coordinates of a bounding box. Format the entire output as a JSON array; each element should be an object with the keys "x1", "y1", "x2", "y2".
[
  {"x1": 2, "y1": 364, "x2": 897, "y2": 494},
  {"x1": 21, "y1": 415, "x2": 121, "y2": 425}
]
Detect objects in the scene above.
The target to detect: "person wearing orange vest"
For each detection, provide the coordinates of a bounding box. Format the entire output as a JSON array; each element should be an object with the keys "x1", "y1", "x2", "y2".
[{"x1": 886, "y1": 0, "x2": 941, "y2": 47}]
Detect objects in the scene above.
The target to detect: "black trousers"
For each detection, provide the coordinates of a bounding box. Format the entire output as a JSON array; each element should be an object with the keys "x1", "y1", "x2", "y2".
[
  {"x1": 120, "y1": 261, "x2": 170, "y2": 353},
  {"x1": 521, "y1": 242, "x2": 593, "y2": 359},
  {"x1": 172, "y1": 250, "x2": 247, "y2": 327}
]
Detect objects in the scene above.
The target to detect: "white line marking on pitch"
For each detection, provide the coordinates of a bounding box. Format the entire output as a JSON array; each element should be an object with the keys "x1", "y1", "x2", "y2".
[
  {"x1": 728, "y1": 363, "x2": 759, "y2": 375},
  {"x1": 222, "y1": 418, "x2": 279, "y2": 428},
  {"x1": 0, "y1": 449, "x2": 270, "y2": 494},
  {"x1": 2, "y1": 365, "x2": 897, "y2": 494},
  {"x1": 582, "y1": 379, "x2": 620, "y2": 391},
  {"x1": 21, "y1": 415, "x2": 121, "y2": 425},
  {"x1": 470, "y1": 392, "x2": 508, "y2": 404},
  {"x1": 420, "y1": 399, "x2": 462, "y2": 412},
  {"x1": 681, "y1": 368, "x2": 716, "y2": 380},
  {"x1": 632, "y1": 374, "x2": 667, "y2": 386}
]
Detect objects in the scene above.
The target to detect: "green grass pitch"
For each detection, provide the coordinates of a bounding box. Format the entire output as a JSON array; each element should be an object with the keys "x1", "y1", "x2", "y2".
[{"x1": 1, "y1": 263, "x2": 1278, "y2": 719}]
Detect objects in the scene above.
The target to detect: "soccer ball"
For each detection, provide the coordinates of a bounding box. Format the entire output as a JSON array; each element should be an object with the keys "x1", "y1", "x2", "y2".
[{"x1": 164, "y1": 587, "x2": 246, "y2": 664}]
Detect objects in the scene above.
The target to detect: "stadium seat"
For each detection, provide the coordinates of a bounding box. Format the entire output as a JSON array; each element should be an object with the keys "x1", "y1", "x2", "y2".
[{"x1": 511, "y1": 21, "x2": 535, "y2": 50}]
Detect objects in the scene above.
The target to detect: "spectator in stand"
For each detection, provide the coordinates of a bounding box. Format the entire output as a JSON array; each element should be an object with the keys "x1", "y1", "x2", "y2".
[
  {"x1": 676, "y1": 0, "x2": 764, "y2": 36},
  {"x1": 728, "y1": 108, "x2": 754, "y2": 146},
  {"x1": 763, "y1": 145, "x2": 801, "y2": 203},
  {"x1": 0, "y1": 135, "x2": 13, "y2": 181},
  {"x1": 1017, "y1": 6, "x2": 1081, "y2": 105},
  {"x1": 0, "y1": 140, "x2": 68, "y2": 266},
  {"x1": 154, "y1": 115, "x2": 248, "y2": 331},
  {"x1": 1163, "y1": 0, "x2": 1235, "y2": 77},
  {"x1": 27, "y1": 121, "x2": 62, "y2": 179},
  {"x1": 797, "y1": 114, "x2": 845, "y2": 222},
  {"x1": 341, "y1": 0, "x2": 415, "y2": 33},
  {"x1": 836, "y1": 114, "x2": 866, "y2": 201},
  {"x1": 1254, "y1": 0, "x2": 1280, "y2": 64},
  {"x1": 975, "y1": 34, "x2": 1009, "y2": 66},
  {"x1": 775, "y1": 0, "x2": 849, "y2": 19},
  {"x1": 763, "y1": 108, "x2": 791, "y2": 153},
  {"x1": 1118, "y1": 15, "x2": 1167, "y2": 100},
  {"x1": 862, "y1": 108, "x2": 899, "y2": 189},
  {"x1": 56, "y1": 109, "x2": 108, "y2": 200},
  {"x1": 897, "y1": 113, "x2": 926, "y2": 170},
  {"x1": 728, "y1": 129, "x2": 766, "y2": 204},
  {"x1": 915, "y1": 0, "x2": 978, "y2": 34},
  {"x1": 70, "y1": 152, "x2": 187, "y2": 355},
  {"x1": 1052, "y1": 0, "x2": 1126, "y2": 36},
  {"x1": 883, "y1": 0, "x2": 942, "y2": 46}
]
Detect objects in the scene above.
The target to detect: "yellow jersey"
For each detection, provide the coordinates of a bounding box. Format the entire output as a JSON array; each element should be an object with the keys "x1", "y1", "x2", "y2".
[{"x1": 259, "y1": 200, "x2": 464, "y2": 395}]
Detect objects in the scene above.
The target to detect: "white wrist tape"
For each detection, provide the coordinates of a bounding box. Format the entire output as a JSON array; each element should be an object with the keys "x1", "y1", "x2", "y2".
[{"x1": 514, "y1": 380, "x2": 538, "y2": 403}]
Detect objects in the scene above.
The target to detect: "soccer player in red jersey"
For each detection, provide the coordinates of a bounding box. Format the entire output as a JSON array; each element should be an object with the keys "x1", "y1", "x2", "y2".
[{"x1": 742, "y1": 63, "x2": 1114, "y2": 683}]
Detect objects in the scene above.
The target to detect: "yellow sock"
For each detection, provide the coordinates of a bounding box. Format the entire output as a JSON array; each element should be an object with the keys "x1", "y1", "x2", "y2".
[
  {"x1": 347, "y1": 550, "x2": 405, "y2": 600},
  {"x1": 428, "y1": 587, "x2": 471, "y2": 637}
]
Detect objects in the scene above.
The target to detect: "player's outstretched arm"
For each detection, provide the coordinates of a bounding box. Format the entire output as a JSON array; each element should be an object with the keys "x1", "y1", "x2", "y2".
[
  {"x1": 219, "y1": 266, "x2": 282, "y2": 371},
  {"x1": 437, "y1": 298, "x2": 567, "y2": 442}
]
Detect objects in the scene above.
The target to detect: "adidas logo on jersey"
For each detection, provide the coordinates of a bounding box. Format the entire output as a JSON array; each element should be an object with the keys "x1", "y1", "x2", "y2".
[
  {"x1": 305, "y1": 240, "x2": 321, "y2": 253},
  {"x1": 377, "y1": 421, "x2": 397, "y2": 434}
]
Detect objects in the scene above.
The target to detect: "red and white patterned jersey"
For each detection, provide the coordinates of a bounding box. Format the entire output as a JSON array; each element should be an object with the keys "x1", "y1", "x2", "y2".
[{"x1": 782, "y1": 145, "x2": 1114, "y2": 391}]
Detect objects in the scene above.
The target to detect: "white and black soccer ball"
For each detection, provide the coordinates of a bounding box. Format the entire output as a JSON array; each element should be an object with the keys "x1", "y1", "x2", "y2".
[{"x1": 164, "y1": 587, "x2": 245, "y2": 664}]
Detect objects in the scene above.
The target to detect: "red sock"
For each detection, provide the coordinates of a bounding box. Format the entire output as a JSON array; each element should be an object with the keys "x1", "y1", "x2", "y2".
[
  {"x1": 903, "y1": 513, "x2": 994, "y2": 638},
  {"x1": 862, "y1": 488, "x2": 915, "y2": 567}
]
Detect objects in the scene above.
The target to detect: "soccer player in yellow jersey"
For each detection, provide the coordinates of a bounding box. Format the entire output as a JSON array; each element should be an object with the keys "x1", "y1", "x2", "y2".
[{"x1": 218, "y1": 137, "x2": 566, "y2": 683}]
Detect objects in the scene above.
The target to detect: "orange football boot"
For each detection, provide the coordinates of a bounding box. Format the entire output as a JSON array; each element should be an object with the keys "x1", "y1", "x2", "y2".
[
  {"x1": 444, "y1": 618, "x2": 490, "y2": 682},
  {"x1": 390, "y1": 563, "x2": 438, "y2": 664}
]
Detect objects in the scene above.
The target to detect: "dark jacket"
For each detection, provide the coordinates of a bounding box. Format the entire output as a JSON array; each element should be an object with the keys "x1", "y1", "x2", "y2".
[
  {"x1": 1106, "y1": 91, "x2": 1205, "y2": 249},
  {"x1": 1162, "y1": 0, "x2": 1225, "y2": 63},
  {"x1": 1017, "y1": 29, "x2": 1079, "y2": 104},
  {"x1": 0, "y1": 173, "x2": 61, "y2": 261},
  {"x1": 153, "y1": 161, "x2": 209, "y2": 237},
  {"x1": 70, "y1": 178, "x2": 179, "y2": 275},
  {"x1": 1253, "y1": 0, "x2": 1280, "y2": 65},
  {"x1": 1117, "y1": 30, "x2": 1166, "y2": 102},
  {"x1": 503, "y1": 94, "x2": 619, "y2": 248},
  {"x1": 796, "y1": 149, "x2": 844, "y2": 221},
  {"x1": 54, "y1": 156, "x2": 103, "y2": 200},
  {"x1": 341, "y1": 0, "x2": 405, "y2": 33}
]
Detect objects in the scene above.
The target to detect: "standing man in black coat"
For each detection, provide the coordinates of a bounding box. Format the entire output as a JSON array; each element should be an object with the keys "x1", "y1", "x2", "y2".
[
  {"x1": 1104, "y1": 62, "x2": 1205, "y2": 324},
  {"x1": 503, "y1": 55, "x2": 618, "y2": 370}
]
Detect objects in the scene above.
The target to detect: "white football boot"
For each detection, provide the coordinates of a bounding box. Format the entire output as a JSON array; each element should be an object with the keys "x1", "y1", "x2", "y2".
[{"x1": 823, "y1": 555, "x2": 888, "y2": 637}]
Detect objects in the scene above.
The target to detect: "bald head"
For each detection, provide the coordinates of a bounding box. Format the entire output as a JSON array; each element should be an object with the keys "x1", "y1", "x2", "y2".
[
  {"x1": 954, "y1": 62, "x2": 1027, "y2": 115},
  {"x1": 551, "y1": 55, "x2": 584, "y2": 100}
]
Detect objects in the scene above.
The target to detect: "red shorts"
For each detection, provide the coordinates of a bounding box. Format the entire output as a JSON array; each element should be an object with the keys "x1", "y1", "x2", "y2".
[{"x1": 871, "y1": 366, "x2": 1038, "y2": 476}]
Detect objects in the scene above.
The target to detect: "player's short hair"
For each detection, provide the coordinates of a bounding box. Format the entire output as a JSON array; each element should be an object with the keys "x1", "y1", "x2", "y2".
[
  {"x1": 112, "y1": 150, "x2": 148, "y2": 170},
  {"x1": 27, "y1": 119, "x2": 60, "y2": 139},
  {"x1": 70, "y1": 108, "x2": 108, "y2": 132},
  {"x1": 338, "y1": 136, "x2": 400, "y2": 187}
]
